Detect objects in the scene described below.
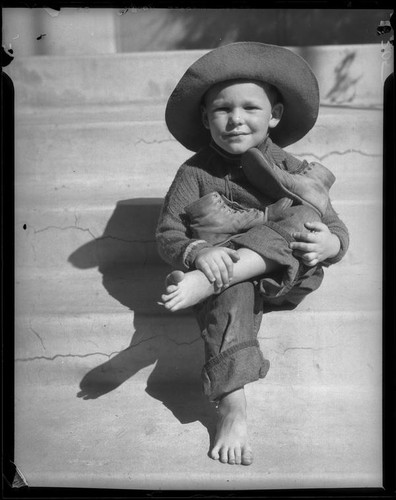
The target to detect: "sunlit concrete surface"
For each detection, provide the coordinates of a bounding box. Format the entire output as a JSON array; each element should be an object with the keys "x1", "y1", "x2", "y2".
[{"x1": 10, "y1": 45, "x2": 387, "y2": 489}]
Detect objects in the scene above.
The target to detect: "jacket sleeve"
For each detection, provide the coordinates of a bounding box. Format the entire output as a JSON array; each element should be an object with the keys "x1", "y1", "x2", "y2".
[
  {"x1": 321, "y1": 199, "x2": 350, "y2": 266},
  {"x1": 155, "y1": 163, "x2": 212, "y2": 270}
]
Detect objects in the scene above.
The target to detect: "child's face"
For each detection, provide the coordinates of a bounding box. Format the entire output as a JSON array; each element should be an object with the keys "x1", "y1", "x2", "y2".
[{"x1": 201, "y1": 80, "x2": 283, "y2": 155}]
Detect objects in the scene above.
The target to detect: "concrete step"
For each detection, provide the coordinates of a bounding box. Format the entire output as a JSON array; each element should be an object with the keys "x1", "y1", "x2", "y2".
[
  {"x1": 13, "y1": 104, "x2": 383, "y2": 270},
  {"x1": 15, "y1": 259, "x2": 381, "y2": 488},
  {"x1": 15, "y1": 255, "x2": 381, "y2": 388},
  {"x1": 15, "y1": 196, "x2": 382, "y2": 270},
  {"x1": 14, "y1": 108, "x2": 382, "y2": 192},
  {"x1": 15, "y1": 305, "x2": 382, "y2": 389},
  {"x1": 14, "y1": 382, "x2": 382, "y2": 489},
  {"x1": 14, "y1": 144, "x2": 383, "y2": 209},
  {"x1": 6, "y1": 45, "x2": 390, "y2": 112},
  {"x1": 15, "y1": 256, "x2": 381, "y2": 318}
]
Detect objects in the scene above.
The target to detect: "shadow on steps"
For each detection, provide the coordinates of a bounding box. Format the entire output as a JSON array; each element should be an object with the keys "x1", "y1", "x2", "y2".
[{"x1": 68, "y1": 198, "x2": 218, "y2": 445}]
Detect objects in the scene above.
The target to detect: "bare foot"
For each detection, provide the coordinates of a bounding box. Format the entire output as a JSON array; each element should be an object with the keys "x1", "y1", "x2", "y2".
[
  {"x1": 160, "y1": 269, "x2": 215, "y2": 311},
  {"x1": 210, "y1": 388, "x2": 253, "y2": 466}
]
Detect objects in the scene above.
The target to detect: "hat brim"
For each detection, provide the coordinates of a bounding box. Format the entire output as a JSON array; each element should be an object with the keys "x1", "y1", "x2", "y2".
[{"x1": 165, "y1": 42, "x2": 319, "y2": 151}]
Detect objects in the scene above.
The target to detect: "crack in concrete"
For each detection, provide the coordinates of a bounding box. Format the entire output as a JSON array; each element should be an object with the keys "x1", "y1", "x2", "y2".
[
  {"x1": 29, "y1": 322, "x2": 47, "y2": 351},
  {"x1": 129, "y1": 333, "x2": 201, "y2": 349},
  {"x1": 30, "y1": 241, "x2": 37, "y2": 262},
  {"x1": 15, "y1": 334, "x2": 201, "y2": 362},
  {"x1": 97, "y1": 235, "x2": 155, "y2": 244},
  {"x1": 16, "y1": 350, "x2": 122, "y2": 362},
  {"x1": 32, "y1": 224, "x2": 155, "y2": 245},
  {"x1": 135, "y1": 138, "x2": 174, "y2": 145},
  {"x1": 16, "y1": 338, "x2": 335, "y2": 362},
  {"x1": 294, "y1": 149, "x2": 381, "y2": 162},
  {"x1": 34, "y1": 225, "x2": 97, "y2": 239}
]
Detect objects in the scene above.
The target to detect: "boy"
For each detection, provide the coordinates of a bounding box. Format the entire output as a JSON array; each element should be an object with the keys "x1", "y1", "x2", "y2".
[{"x1": 156, "y1": 42, "x2": 349, "y2": 466}]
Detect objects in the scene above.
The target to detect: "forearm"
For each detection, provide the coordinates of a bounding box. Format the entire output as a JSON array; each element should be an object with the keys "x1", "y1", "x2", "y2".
[
  {"x1": 324, "y1": 232, "x2": 341, "y2": 261},
  {"x1": 155, "y1": 163, "x2": 212, "y2": 269},
  {"x1": 156, "y1": 224, "x2": 211, "y2": 270}
]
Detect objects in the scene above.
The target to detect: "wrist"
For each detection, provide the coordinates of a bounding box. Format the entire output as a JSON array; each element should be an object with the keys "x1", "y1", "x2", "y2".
[
  {"x1": 183, "y1": 240, "x2": 212, "y2": 268},
  {"x1": 326, "y1": 233, "x2": 341, "y2": 259}
]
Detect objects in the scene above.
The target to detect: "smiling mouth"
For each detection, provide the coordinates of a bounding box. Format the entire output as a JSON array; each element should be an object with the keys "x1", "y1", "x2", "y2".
[{"x1": 225, "y1": 132, "x2": 248, "y2": 138}]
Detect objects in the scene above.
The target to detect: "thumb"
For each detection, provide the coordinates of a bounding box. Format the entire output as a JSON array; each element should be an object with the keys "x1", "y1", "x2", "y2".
[
  {"x1": 305, "y1": 221, "x2": 326, "y2": 232},
  {"x1": 225, "y1": 248, "x2": 241, "y2": 261}
]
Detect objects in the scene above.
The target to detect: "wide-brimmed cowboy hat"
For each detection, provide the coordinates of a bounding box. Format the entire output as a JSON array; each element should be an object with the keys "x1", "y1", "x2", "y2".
[{"x1": 165, "y1": 42, "x2": 319, "y2": 151}]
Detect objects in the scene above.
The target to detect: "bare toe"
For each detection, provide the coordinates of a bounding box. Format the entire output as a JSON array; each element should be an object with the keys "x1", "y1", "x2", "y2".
[
  {"x1": 166, "y1": 270, "x2": 185, "y2": 287},
  {"x1": 210, "y1": 448, "x2": 220, "y2": 461},
  {"x1": 228, "y1": 449, "x2": 236, "y2": 465},
  {"x1": 219, "y1": 448, "x2": 228, "y2": 464},
  {"x1": 161, "y1": 290, "x2": 178, "y2": 302},
  {"x1": 165, "y1": 284, "x2": 178, "y2": 294},
  {"x1": 241, "y1": 446, "x2": 253, "y2": 466},
  {"x1": 164, "y1": 297, "x2": 182, "y2": 310}
]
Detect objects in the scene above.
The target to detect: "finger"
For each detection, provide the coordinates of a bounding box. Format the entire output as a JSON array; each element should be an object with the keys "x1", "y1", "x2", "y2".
[
  {"x1": 290, "y1": 241, "x2": 315, "y2": 252},
  {"x1": 221, "y1": 254, "x2": 234, "y2": 281},
  {"x1": 197, "y1": 261, "x2": 216, "y2": 284},
  {"x1": 302, "y1": 253, "x2": 319, "y2": 266},
  {"x1": 224, "y1": 248, "x2": 240, "y2": 262},
  {"x1": 210, "y1": 264, "x2": 224, "y2": 288},
  {"x1": 292, "y1": 231, "x2": 317, "y2": 243},
  {"x1": 304, "y1": 221, "x2": 326, "y2": 232},
  {"x1": 215, "y1": 260, "x2": 230, "y2": 287}
]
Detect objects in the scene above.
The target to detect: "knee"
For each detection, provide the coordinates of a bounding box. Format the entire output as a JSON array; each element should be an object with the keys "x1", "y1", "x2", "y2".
[{"x1": 219, "y1": 280, "x2": 255, "y2": 304}]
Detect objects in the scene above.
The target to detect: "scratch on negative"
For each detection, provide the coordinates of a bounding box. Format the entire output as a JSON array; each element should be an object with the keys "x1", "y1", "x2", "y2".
[{"x1": 279, "y1": 344, "x2": 340, "y2": 355}]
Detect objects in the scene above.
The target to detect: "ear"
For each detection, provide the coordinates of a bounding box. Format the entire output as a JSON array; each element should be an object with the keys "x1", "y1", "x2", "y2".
[
  {"x1": 268, "y1": 103, "x2": 284, "y2": 129},
  {"x1": 201, "y1": 105, "x2": 210, "y2": 130}
]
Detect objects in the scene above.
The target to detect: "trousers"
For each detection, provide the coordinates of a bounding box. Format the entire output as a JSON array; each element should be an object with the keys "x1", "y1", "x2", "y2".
[{"x1": 193, "y1": 204, "x2": 325, "y2": 402}]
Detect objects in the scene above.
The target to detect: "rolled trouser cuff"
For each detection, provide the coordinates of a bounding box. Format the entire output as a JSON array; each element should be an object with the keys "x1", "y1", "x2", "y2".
[{"x1": 201, "y1": 339, "x2": 270, "y2": 402}]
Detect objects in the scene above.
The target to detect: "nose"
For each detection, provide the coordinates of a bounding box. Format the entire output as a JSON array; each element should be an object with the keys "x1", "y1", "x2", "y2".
[{"x1": 228, "y1": 110, "x2": 243, "y2": 126}]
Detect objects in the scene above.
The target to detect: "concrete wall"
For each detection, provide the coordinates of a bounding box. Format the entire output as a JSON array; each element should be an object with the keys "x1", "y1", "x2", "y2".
[{"x1": 3, "y1": 7, "x2": 394, "y2": 57}]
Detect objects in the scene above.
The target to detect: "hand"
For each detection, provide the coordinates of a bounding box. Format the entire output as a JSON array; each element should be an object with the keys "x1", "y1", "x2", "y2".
[
  {"x1": 290, "y1": 221, "x2": 341, "y2": 267},
  {"x1": 194, "y1": 247, "x2": 240, "y2": 290}
]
